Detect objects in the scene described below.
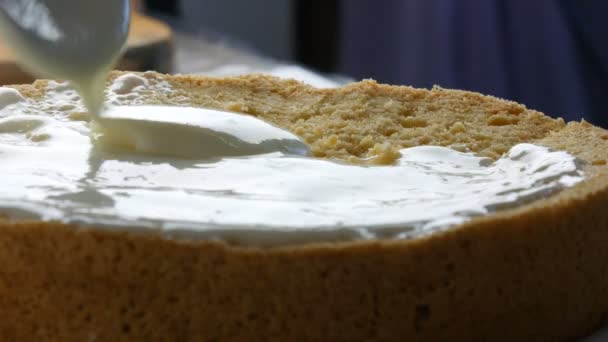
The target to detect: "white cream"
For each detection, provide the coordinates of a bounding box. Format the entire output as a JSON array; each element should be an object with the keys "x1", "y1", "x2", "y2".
[
  {"x1": 110, "y1": 73, "x2": 148, "y2": 95},
  {"x1": 0, "y1": 87, "x2": 25, "y2": 109},
  {"x1": 94, "y1": 105, "x2": 310, "y2": 158},
  {"x1": 0, "y1": 77, "x2": 586, "y2": 246}
]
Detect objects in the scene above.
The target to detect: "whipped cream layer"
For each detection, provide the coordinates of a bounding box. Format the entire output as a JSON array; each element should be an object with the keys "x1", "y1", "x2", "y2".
[
  {"x1": 0, "y1": 75, "x2": 586, "y2": 246},
  {"x1": 94, "y1": 105, "x2": 310, "y2": 158}
]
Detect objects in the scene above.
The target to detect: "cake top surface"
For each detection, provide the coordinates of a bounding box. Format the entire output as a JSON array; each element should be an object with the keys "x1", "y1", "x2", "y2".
[{"x1": 0, "y1": 71, "x2": 607, "y2": 247}]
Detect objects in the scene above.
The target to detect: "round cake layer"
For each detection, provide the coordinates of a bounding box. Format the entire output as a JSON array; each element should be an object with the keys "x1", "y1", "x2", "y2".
[{"x1": 0, "y1": 72, "x2": 607, "y2": 341}]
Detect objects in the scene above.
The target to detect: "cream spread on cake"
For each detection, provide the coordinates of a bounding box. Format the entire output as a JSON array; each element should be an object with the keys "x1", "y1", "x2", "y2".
[
  {"x1": 93, "y1": 106, "x2": 310, "y2": 158},
  {"x1": 0, "y1": 75, "x2": 586, "y2": 246}
]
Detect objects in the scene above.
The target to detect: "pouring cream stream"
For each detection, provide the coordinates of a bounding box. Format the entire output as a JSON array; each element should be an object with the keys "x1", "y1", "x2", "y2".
[
  {"x1": 0, "y1": 0, "x2": 130, "y2": 116},
  {"x1": 0, "y1": 0, "x2": 308, "y2": 157}
]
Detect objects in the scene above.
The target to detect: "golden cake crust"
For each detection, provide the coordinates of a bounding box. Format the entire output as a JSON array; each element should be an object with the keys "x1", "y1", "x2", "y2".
[{"x1": 1, "y1": 72, "x2": 608, "y2": 341}]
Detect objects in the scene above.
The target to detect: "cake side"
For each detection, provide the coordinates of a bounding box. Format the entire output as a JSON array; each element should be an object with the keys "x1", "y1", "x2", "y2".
[
  {"x1": 1, "y1": 182, "x2": 607, "y2": 341},
  {"x1": 0, "y1": 72, "x2": 607, "y2": 341}
]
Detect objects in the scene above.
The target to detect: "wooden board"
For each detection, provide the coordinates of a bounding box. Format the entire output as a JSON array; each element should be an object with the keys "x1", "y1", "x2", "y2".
[{"x1": 0, "y1": 13, "x2": 173, "y2": 85}]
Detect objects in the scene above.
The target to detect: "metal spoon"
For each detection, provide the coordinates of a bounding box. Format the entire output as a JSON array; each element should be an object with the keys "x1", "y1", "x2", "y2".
[{"x1": 0, "y1": 0, "x2": 131, "y2": 115}]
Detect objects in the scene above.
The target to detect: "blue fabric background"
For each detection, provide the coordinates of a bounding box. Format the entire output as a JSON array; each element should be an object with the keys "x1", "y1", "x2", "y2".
[{"x1": 339, "y1": 0, "x2": 608, "y2": 127}]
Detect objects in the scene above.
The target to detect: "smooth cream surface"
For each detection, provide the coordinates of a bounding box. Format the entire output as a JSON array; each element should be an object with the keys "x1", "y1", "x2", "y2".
[
  {"x1": 0, "y1": 76, "x2": 586, "y2": 246},
  {"x1": 94, "y1": 105, "x2": 310, "y2": 158}
]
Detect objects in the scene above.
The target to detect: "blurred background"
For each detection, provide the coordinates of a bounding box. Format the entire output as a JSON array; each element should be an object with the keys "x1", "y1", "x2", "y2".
[{"x1": 1, "y1": 0, "x2": 606, "y2": 127}]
